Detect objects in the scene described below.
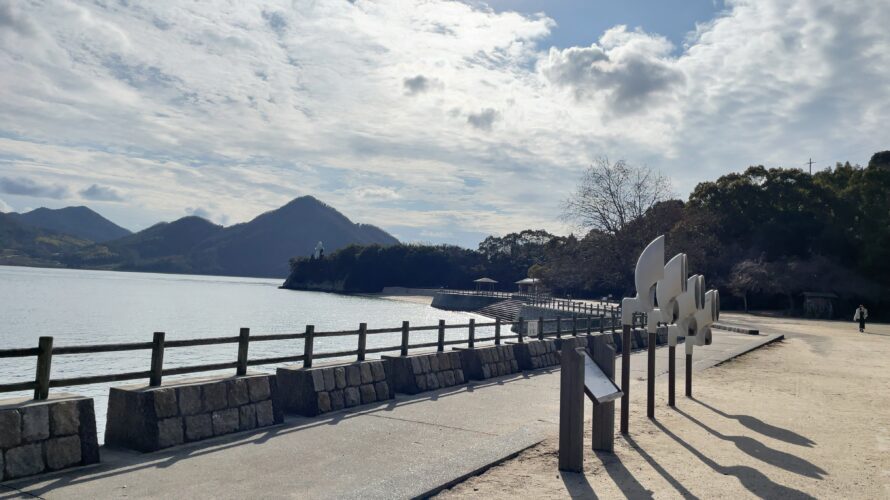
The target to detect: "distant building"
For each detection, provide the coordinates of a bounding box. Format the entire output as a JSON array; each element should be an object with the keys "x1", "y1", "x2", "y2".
[{"x1": 801, "y1": 292, "x2": 838, "y2": 319}]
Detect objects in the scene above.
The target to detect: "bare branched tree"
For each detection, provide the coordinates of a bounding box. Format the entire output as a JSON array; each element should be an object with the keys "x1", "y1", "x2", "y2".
[{"x1": 562, "y1": 157, "x2": 674, "y2": 234}]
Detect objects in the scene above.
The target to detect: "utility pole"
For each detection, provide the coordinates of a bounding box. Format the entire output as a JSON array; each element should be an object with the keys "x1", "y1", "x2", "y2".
[{"x1": 807, "y1": 158, "x2": 815, "y2": 174}]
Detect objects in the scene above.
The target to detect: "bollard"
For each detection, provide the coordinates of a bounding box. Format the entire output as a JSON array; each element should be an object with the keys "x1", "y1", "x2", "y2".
[
  {"x1": 556, "y1": 317, "x2": 562, "y2": 339},
  {"x1": 517, "y1": 316, "x2": 525, "y2": 343},
  {"x1": 558, "y1": 346, "x2": 584, "y2": 472},
  {"x1": 686, "y1": 353, "x2": 693, "y2": 397},
  {"x1": 437, "y1": 320, "x2": 445, "y2": 352},
  {"x1": 572, "y1": 314, "x2": 578, "y2": 336},
  {"x1": 538, "y1": 316, "x2": 544, "y2": 341}
]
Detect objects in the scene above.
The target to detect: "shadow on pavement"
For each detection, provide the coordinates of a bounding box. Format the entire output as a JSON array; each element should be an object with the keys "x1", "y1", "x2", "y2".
[
  {"x1": 691, "y1": 398, "x2": 816, "y2": 447},
  {"x1": 624, "y1": 435, "x2": 699, "y2": 499},
  {"x1": 673, "y1": 408, "x2": 826, "y2": 480},
  {"x1": 559, "y1": 470, "x2": 598, "y2": 499},
  {"x1": 653, "y1": 421, "x2": 816, "y2": 500},
  {"x1": 595, "y1": 450, "x2": 653, "y2": 499}
]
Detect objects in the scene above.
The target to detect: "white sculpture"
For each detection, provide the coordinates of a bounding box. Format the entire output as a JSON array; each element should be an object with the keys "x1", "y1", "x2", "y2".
[
  {"x1": 667, "y1": 274, "x2": 704, "y2": 347},
  {"x1": 656, "y1": 253, "x2": 688, "y2": 326},
  {"x1": 686, "y1": 289, "x2": 719, "y2": 355},
  {"x1": 313, "y1": 241, "x2": 324, "y2": 259},
  {"x1": 621, "y1": 236, "x2": 664, "y2": 331}
]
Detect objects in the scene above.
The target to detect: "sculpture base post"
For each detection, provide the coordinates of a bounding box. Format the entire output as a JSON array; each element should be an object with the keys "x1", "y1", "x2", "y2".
[
  {"x1": 668, "y1": 346, "x2": 676, "y2": 407},
  {"x1": 558, "y1": 346, "x2": 584, "y2": 472},
  {"x1": 647, "y1": 330, "x2": 657, "y2": 419},
  {"x1": 685, "y1": 353, "x2": 693, "y2": 397},
  {"x1": 620, "y1": 325, "x2": 631, "y2": 434}
]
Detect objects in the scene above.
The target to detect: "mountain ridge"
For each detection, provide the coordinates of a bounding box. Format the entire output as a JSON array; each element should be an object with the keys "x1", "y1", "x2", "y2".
[
  {"x1": 0, "y1": 196, "x2": 399, "y2": 278},
  {"x1": 9, "y1": 206, "x2": 131, "y2": 242}
]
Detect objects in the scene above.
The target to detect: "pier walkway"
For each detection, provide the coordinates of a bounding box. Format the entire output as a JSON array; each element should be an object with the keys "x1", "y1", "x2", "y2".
[{"x1": 0, "y1": 323, "x2": 781, "y2": 499}]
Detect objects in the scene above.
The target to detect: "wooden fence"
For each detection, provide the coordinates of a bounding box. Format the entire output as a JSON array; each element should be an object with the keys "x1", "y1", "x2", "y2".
[{"x1": 0, "y1": 314, "x2": 645, "y2": 401}]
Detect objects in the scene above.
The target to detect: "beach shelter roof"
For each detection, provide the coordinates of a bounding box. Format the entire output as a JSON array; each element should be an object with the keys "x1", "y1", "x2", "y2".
[
  {"x1": 515, "y1": 278, "x2": 540, "y2": 285},
  {"x1": 474, "y1": 277, "x2": 498, "y2": 283}
]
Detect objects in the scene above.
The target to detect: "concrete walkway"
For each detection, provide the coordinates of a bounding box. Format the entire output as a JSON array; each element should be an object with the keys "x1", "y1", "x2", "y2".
[{"x1": 0, "y1": 330, "x2": 781, "y2": 500}]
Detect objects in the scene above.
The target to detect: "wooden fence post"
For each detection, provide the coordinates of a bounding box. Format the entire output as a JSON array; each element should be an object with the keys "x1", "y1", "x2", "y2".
[
  {"x1": 494, "y1": 318, "x2": 501, "y2": 345},
  {"x1": 587, "y1": 315, "x2": 593, "y2": 336},
  {"x1": 686, "y1": 354, "x2": 693, "y2": 397},
  {"x1": 304, "y1": 325, "x2": 315, "y2": 368},
  {"x1": 357, "y1": 323, "x2": 368, "y2": 361},
  {"x1": 517, "y1": 316, "x2": 524, "y2": 343},
  {"x1": 572, "y1": 314, "x2": 578, "y2": 336},
  {"x1": 556, "y1": 316, "x2": 562, "y2": 339},
  {"x1": 150, "y1": 332, "x2": 165, "y2": 387},
  {"x1": 600, "y1": 314, "x2": 605, "y2": 334},
  {"x1": 400, "y1": 321, "x2": 410, "y2": 356},
  {"x1": 538, "y1": 316, "x2": 544, "y2": 340},
  {"x1": 437, "y1": 320, "x2": 445, "y2": 352},
  {"x1": 468, "y1": 318, "x2": 476, "y2": 349},
  {"x1": 591, "y1": 337, "x2": 616, "y2": 452},
  {"x1": 34, "y1": 336, "x2": 53, "y2": 400},
  {"x1": 236, "y1": 328, "x2": 250, "y2": 376}
]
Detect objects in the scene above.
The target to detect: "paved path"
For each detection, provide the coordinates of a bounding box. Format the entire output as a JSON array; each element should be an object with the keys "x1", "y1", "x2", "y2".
[{"x1": 0, "y1": 330, "x2": 780, "y2": 499}]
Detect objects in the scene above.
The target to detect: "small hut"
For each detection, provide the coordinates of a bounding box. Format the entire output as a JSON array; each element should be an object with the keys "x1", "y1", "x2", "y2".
[
  {"x1": 802, "y1": 292, "x2": 838, "y2": 319},
  {"x1": 473, "y1": 277, "x2": 498, "y2": 293},
  {"x1": 515, "y1": 277, "x2": 540, "y2": 295}
]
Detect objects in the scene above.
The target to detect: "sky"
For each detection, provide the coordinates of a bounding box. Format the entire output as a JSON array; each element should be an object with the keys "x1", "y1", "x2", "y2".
[{"x1": 0, "y1": 0, "x2": 888, "y2": 248}]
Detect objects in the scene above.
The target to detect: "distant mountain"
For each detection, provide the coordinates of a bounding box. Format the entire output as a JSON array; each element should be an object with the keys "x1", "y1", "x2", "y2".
[
  {"x1": 0, "y1": 196, "x2": 398, "y2": 278},
  {"x1": 0, "y1": 212, "x2": 94, "y2": 267},
  {"x1": 10, "y1": 206, "x2": 131, "y2": 243},
  {"x1": 190, "y1": 196, "x2": 400, "y2": 278},
  {"x1": 63, "y1": 196, "x2": 399, "y2": 278}
]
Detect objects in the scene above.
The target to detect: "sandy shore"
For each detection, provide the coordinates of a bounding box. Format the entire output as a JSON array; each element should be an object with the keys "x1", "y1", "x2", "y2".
[{"x1": 436, "y1": 314, "x2": 890, "y2": 499}]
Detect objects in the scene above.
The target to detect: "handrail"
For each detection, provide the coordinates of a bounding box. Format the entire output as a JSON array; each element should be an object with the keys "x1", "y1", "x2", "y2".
[{"x1": 0, "y1": 313, "x2": 644, "y2": 401}]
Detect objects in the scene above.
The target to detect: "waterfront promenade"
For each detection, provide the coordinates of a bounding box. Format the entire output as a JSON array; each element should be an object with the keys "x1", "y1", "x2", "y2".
[{"x1": 1, "y1": 321, "x2": 780, "y2": 499}]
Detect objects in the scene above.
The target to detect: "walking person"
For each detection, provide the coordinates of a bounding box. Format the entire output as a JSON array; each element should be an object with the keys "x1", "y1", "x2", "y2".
[{"x1": 854, "y1": 304, "x2": 868, "y2": 333}]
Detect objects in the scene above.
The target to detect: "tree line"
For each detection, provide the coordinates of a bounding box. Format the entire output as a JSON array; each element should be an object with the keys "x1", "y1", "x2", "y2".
[{"x1": 285, "y1": 151, "x2": 890, "y2": 319}]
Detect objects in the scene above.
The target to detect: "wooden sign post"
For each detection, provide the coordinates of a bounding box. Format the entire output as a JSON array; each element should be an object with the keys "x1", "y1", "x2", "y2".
[{"x1": 558, "y1": 337, "x2": 622, "y2": 471}]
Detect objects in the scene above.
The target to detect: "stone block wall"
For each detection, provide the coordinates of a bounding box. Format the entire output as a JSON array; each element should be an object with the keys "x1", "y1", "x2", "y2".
[
  {"x1": 457, "y1": 345, "x2": 520, "y2": 381},
  {"x1": 383, "y1": 352, "x2": 465, "y2": 394},
  {"x1": 0, "y1": 395, "x2": 99, "y2": 481},
  {"x1": 277, "y1": 360, "x2": 392, "y2": 417},
  {"x1": 105, "y1": 374, "x2": 282, "y2": 452},
  {"x1": 515, "y1": 339, "x2": 559, "y2": 370}
]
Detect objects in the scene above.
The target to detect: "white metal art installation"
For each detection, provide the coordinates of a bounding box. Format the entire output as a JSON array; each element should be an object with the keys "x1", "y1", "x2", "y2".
[
  {"x1": 687, "y1": 289, "x2": 719, "y2": 355},
  {"x1": 667, "y1": 275, "x2": 704, "y2": 347},
  {"x1": 621, "y1": 235, "x2": 665, "y2": 329},
  {"x1": 656, "y1": 253, "x2": 689, "y2": 327}
]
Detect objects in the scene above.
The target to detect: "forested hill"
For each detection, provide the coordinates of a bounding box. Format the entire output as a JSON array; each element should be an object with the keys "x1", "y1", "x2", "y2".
[
  {"x1": 9, "y1": 206, "x2": 131, "y2": 242},
  {"x1": 284, "y1": 152, "x2": 890, "y2": 319},
  {"x1": 1, "y1": 196, "x2": 399, "y2": 278}
]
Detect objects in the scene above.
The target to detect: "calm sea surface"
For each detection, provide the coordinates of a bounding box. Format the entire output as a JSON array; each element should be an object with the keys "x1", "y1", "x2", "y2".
[{"x1": 0, "y1": 266, "x2": 487, "y2": 440}]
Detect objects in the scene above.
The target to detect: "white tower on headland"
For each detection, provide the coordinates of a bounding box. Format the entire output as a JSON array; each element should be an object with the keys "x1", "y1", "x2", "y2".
[{"x1": 313, "y1": 241, "x2": 324, "y2": 259}]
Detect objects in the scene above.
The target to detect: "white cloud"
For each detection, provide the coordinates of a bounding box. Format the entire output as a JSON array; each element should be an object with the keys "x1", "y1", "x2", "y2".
[
  {"x1": 0, "y1": 0, "x2": 887, "y2": 246},
  {"x1": 0, "y1": 196, "x2": 13, "y2": 213},
  {"x1": 80, "y1": 184, "x2": 124, "y2": 202}
]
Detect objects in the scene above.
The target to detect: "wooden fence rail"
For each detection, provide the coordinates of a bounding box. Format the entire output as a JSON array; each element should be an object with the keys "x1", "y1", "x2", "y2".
[{"x1": 0, "y1": 313, "x2": 644, "y2": 401}]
